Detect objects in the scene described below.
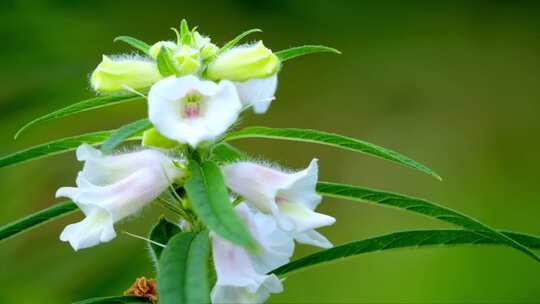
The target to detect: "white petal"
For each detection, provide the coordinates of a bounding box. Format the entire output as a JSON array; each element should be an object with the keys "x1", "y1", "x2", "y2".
[
  {"x1": 250, "y1": 210, "x2": 295, "y2": 273},
  {"x1": 57, "y1": 166, "x2": 174, "y2": 251},
  {"x1": 59, "y1": 207, "x2": 115, "y2": 251},
  {"x1": 211, "y1": 275, "x2": 282, "y2": 304},
  {"x1": 211, "y1": 204, "x2": 290, "y2": 303},
  {"x1": 234, "y1": 203, "x2": 295, "y2": 273},
  {"x1": 148, "y1": 75, "x2": 242, "y2": 147},
  {"x1": 294, "y1": 229, "x2": 333, "y2": 249},
  {"x1": 69, "y1": 167, "x2": 171, "y2": 221},
  {"x1": 223, "y1": 159, "x2": 330, "y2": 235},
  {"x1": 222, "y1": 162, "x2": 288, "y2": 214},
  {"x1": 277, "y1": 159, "x2": 321, "y2": 211},
  {"x1": 76, "y1": 144, "x2": 179, "y2": 186},
  {"x1": 57, "y1": 146, "x2": 184, "y2": 250},
  {"x1": 211, "y1": 233, "x2": 269, "y2": 289},
  {"x1": 235, "y1": 75, "x2": 277, "y2": 114},
  {"x1": 278, "y1": 202, "x2": 335, "y2": 233}
]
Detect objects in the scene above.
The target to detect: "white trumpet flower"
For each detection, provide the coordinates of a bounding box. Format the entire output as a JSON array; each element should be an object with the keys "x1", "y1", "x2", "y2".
[
  {"x1": 211, "y1": 203, "x2": 294, "y2": 304},
  {"x1": 234, "y1": 75, "x2": 277, "y2": 114},
  {"x1": 56, "y1": 145, "x2": 184, "y2": 251},
  {"x1": 222, "y1": 160, "x2": 335, "y2": 248},
  {"x1": 148, "y1": 75, "x2": 242, "y2": 148}
]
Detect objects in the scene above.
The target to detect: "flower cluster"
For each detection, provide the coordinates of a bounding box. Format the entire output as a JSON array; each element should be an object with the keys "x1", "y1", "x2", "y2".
[{"x1": 57, "y1": 21, "x2": 335, "y2": 303}]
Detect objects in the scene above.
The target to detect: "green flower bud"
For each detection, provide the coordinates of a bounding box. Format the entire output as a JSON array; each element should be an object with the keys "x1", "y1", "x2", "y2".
[
  {"x1": 90, "y1": 55, "x2": 162, "y2": 94},
  {"x1": 149, "y1": 41, "x2": 177, "y2": 59},
  {"x1": 173, "y1": 45, "x2": 201, "y2": 76},
  {"x1": 200, "y1": 43, "x2": 219, "y2": 60},
  {"x1": 142, "y1": 128, "x2": 178, "y2": 149},
  {"x1": 193, "y1": 32, "x2": 211, "y2": 48},
  {"x1": 191, "y1": 31, "x2": 218, "y2": 60},
  {"x1": 206, "y1": 41, "x2": 279, "y2": 82}
]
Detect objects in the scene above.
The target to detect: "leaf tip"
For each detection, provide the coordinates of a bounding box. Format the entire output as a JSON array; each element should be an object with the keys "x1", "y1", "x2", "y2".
[{"x1": 13, "y1": 126, "x2": 26, "y2": 140}]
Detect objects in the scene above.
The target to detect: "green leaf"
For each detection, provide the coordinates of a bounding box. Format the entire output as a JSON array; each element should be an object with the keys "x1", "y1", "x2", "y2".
[
  {"x1": 275, "y1": 45, "x2": 341, "y2": 62},
  {"x1": 101, "y1": 119, "x2": 152, "y2": 154},
  {"x1": 157, "y1": 231, "x2": 210, "y2": 304},
  {"x1": 210, "y1": 143, "x2": 246, "y2": 163},
  {"x1": 73, "y1": 295, "x2": 151, "y2": 304},
  {"x1": 0, "y1": 131, "x2": 142, "y2": 170},
  {"x1": 157, "y1": 46, "x2": 178, "y2": 77},
  {"x1": 184, "y1": 160, "x2": 258, "y2": 253},
  {"x1": 225, "y1": 127, "x2": 441, "y2": 180},
  {"x1": 219, "y1": 28, "x2": 262, "y2": 55},
  {"x1": 271, "y1": 229, "x2": 540, "y2": 276},
  {"x1": 14, "y1": 94, "x2": 142, "y2": 139},
  {"x1": 148, "y1": 217, "x2": 181, "y2": 262},
  {"x1": 3, "y1": 131, "x2": 105, "y2": 169},
  {"x1": 0, "y1": 201, "x2": 78, "y2": 242},
  {"x1": 114, "y1": 36, "x2": 151, "y2": 54},
  {"x1": 179, "y1": 19, "x2": 192, "y2": 46},
  {"x1": 316, "y1": 182, "x2": 540, "y2": 262}
]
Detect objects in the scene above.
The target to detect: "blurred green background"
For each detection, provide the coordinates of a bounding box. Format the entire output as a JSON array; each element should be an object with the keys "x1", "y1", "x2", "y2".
[{"x1": 1, "y1": 0, "x2": 539, "y2": 303}]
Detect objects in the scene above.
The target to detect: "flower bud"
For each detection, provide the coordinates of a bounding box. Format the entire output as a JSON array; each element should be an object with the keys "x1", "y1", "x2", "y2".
[
  {"x1": 90, "y1": 55, "x2": 162, "y2": 93},
  {"x1": 149, "y1": 41, "x2": 177, "y2": 59},
  {"x1": 142, "y1": 128, "x2": 178, "y2": 149},
  {"x1": 173, "y1": 45, "x2": 201, "y2": 75},
  {"x1": 206, "y1": 41, "x2": 279, "y2": 82},
  {"x1": 192, "y1": 32, "x2": 218, "y2": 60},
  {"x1": 200, "y1": 43, "x2": 219, "y2": 60},
  {"x1": 193, "y1": 32, "x2": 211, "y2": 48}
]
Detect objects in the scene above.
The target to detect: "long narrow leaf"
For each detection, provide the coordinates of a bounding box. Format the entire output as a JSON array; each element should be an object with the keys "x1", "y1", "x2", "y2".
[
  {"x1": 219, "y1": 28, "x2": 262, "y2": 55},
  {"x1": 15, "y1": 94, "x2": 142, "y2": 139},
  {"x1": 225, "y1": 127, "x2": 441, "y2": 180},
  {"x1": 1, "y1": 131, "x2": 111, "y2": 169},
  {"x1": 276, "y1": 45, "x2": 341, "y2": 62},
  {"x1": 0, "y1": 201, "x2": 78, "y2": 242},
  {"x1": 271, "y1": 229, "x2": 540, "y2": 276},
  {"x1": 101, "y1": 119, "x2": 152, "y2": 154},
  {"x1": 317, "y1": 182, "x2": 540, "y2": 262},
  {"x1": 157, "y1": 231, "x2": 210, "y2": 304},
  {"x1": 0, "y1": 131, "x2": 142, "y2": 169},
  {"x1": 114, "y1": 36, "x2": 151, "y2": 54},
  {"x1": 184, "y1": 160, "x2": 258, "y2": 253},
  {"x1": 73, "y1": 295, "x2": 151, "y2": 304}
]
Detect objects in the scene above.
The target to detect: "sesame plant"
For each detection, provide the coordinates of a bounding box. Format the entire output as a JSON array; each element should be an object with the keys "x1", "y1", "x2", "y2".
[{"x1": 1, "y1": 19, "x2": 540, "y2": 304}]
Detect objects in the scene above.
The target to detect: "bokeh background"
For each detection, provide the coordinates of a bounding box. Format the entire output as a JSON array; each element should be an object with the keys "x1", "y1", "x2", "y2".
[{"x1": 1, "y1": 1, "x2": 539, "y2": 303}]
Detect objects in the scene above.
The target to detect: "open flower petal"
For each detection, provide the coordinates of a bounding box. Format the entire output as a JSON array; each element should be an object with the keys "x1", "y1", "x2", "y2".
[
  {"x1": 222, "y1": 159, "x2": 335, "y2": 239},
  {"x1": 56, "y1": 145, "x2": 184, "y2": 250},
  {"x1": 59, "y1": 207, "x2": 115, "y2": 251},
  {"x1": 148, "y1": 75, "x2": 242, "y2": 147},
  {"x1": 293, "y1": 229, "x2": 333, "y2": 249},
  {"x1": 235, "y1": 75, "x2": 277, "y2": 114},
  {"x1": 211, "y1": 203, "x2": 293, "y2": 303}
]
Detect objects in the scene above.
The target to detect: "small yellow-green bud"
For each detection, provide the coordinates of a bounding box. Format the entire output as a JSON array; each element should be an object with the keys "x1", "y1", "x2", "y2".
[
  {"x1": 200, "y1": 43, "x2": 219, "y2": 60},
  {"x1": 90, "y1": 55, "x2": 162, "y2": 94},
  {"x1": 206, "y1": 41, "x2": 279, "y2": 82},
  {"x1": 191, "y1": 32, "x2": 218, "y2": 60},
  {"x1": 193, "y1": 32, "x2": 211, "y2": 48},
  {"x1": 142, "y1": 128, "x2": 178, "y2": 149},
  {"x1": 173, "y1": 45, "x2": 201, "y2": 76},
  {"x1": 149, "y1": 41, "x2": 177, "y2": 59}
]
